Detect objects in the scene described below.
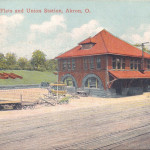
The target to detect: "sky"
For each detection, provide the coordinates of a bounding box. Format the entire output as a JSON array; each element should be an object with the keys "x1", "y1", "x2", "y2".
[{"x1": 1, "y1": 0, "x2": 150, "y2": 59}]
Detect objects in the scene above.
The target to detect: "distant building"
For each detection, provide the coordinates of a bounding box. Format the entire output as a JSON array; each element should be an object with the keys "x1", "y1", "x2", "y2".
[{"x1": 55, "y1": 29, "x2": 150, "y2": 97}]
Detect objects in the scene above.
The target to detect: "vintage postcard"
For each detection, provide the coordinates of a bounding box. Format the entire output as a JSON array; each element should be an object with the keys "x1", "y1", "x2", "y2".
[{"x1": 0, "y1": 0, "x2": 150, "y2": 149}]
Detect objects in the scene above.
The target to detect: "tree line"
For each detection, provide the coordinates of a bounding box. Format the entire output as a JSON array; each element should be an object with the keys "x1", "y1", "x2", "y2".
[{"x1": 0, "y1": 50, "x2": 57, "y2": 71}]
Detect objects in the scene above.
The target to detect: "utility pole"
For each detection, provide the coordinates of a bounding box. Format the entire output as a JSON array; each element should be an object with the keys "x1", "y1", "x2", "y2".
[
  {"x1": 141, "y1": 42, "x2": 149, "y2": 73},
  {"x1": 53, "y1": 62, "x2": 59, "y2": 105},
  {"x1": 57, "y1": 71, "x2": 58, "y2": 104},
  {"x1": 56, "y1": 61, "x2": 59, "y2": 104}
]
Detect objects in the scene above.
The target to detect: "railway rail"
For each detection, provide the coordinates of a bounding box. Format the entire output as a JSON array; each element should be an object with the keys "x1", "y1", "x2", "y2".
[{"x1": 0, "y1": 103, "x2": 150, "y2": 149}]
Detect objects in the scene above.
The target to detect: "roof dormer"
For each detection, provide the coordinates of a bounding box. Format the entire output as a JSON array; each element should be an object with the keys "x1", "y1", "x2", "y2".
[{"x1": 79, "y1": 37, "x2": 96, "y2": 50}]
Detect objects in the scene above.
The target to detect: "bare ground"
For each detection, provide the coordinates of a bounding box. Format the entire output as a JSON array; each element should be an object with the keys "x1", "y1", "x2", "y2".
[{"x1": 0, "y1": 88, "x2": 150, "y2": 149}]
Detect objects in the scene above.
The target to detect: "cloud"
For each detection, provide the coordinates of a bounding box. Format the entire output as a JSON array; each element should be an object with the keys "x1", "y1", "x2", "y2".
[
  {"x1": 71, "y1": 20, "x2": 103, "y2": 41},
  {"x1": 2, "y1": 16, "x2": 104, "y2": 59},
  {"x1": 27, "y1": 18, "x2": 104, "y2": 58},
  {"x1": 28, "y1": 15, "x2": 67, "y2": 42},
  {"x1": 46, "y1": 19, "x2": 103, "y2": 57},
  {"x1": 0, "y1": 14, "x2": 24, "y2": 28},
  {"x1": 0, "y1": 14, "x2": 24, "y2": 44},
  {"x1": 30, "y1": 15, "x2": 66, "y2": 34},
  {"x1": 121, "y1": 24, "x2": 150, "y2": 44}
]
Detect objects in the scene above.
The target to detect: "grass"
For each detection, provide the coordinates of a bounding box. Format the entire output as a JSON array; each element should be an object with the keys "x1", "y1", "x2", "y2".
[{"x1": 0, "y1": 70, "x2": 57, "y2": 85}]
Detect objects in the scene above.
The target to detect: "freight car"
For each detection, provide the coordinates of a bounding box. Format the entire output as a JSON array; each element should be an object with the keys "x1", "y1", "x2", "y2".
[{"x1": 0, "y1": 100, "x2": 36, "y2": 110}]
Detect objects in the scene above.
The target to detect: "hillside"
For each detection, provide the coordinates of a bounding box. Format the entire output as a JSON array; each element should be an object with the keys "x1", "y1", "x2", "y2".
[{"x1": 0, "y1": 70, "x2": 57, "y2": 85}]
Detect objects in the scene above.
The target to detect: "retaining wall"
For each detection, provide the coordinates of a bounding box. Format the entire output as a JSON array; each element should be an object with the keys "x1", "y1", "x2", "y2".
[{"x1": 0, "y1": 84, "x2": 40, "y2": 90}]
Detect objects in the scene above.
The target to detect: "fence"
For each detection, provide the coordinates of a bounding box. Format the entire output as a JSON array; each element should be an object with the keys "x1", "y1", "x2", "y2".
[{"x1": 0, "y1": 88, "x2": 48, "y2": 102}]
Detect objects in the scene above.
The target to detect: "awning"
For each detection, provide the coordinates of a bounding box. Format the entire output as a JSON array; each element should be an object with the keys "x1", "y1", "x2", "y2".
[{"x1": 109, "y1": 70, "x2": 150, "y2": 79}]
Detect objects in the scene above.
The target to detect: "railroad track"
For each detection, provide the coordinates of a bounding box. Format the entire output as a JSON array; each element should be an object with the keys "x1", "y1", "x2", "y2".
[
  {"x1": 53, "y1": 123, "x2": 150, "y2": 149},
  {"x1": 0, "y1": 104, "x2": 150, "y2": 149}
]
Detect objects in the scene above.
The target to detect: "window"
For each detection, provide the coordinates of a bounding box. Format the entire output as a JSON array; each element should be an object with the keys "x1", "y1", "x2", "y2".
[
  {"x1": 81, "y1": 43, "x2": 95, "y2": 50},
  {"x1": 72, "y1": 59, "x2": 76, "y2": 70},
  {"x1": 138, "y1": 60, "x2": 141, "y2": 71},
  {"x1": 63, "y1": 60, "x2": 67, "y2": 70},
  {"x1": 134, "y1": 59, "x2": 137, "y2": 70},
  {"x1": 130, "y1": 59, "x2": 134, "y2": 70},
  {"x1": 96, "y1": 56, "x2": 101, "y2": 69},
  {"x1": 64, "y1": 77, "x2": 74, "y2": 87},
  {"x1": 67, "y1": 59, "x2": 71, "y2": 70},
  {"x1": 122, "y1": 58, "x2": 125, "y2": 69},
  {"x1": 85, "y1": 77, "x2": 99, "y2": 88},
  {"x1": 90, "y1": 57, "x2": 94, "y2": 69},
  {"x1": 147, "y1": 60, "x2": 150, "y2": 69},
  {"x1": 112, "y1": 57, "x2": 116, "y2": 69},
  {"x1": 116, "y1": 58, "x2": 121, "y2": 69},
  {"x1": 112, "y1": 57, "x2": 123, "y2": 70},
  {"x1": 84, "y1": 58, "x2": 88, "y2": 70},
  {"x1": 130, "y1": 58, "x2": 141, "y2": 70}
]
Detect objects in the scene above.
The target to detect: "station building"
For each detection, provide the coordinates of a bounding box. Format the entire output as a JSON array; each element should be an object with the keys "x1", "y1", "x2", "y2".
[{"x1": 55, "y1": 29, "x2": 150, "y2": 97}]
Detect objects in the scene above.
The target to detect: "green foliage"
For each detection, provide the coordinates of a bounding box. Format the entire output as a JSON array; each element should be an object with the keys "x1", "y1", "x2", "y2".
[
  {"x1": 25, "y1": 60, "x2": 34, "y2": 71},
  {"x1": 18, "y1": 57, "x2": 28, "y2": 70},
  {"x1": 134, "y1": 43, "x2": 141, "y2": 47},
  {"x1": 5, "y1": 53, "x2": 17, "y2": 69},
  {"x1": 0, "y1": 50, "x2": 58, "y2": 72},
  {"x1": 31, "y1": 50, "x2": 46, "y2": 71},
  {"x1": 134, "y1": 43, "x2": 150, "y2": 53},
  {"x1": 45, "y1": 59, "x2": 57, "y2": 71},
  {"x1": 59, "y1": 96, "x2": 70, "y2": 104},
  {"x1": 0, "y1": 53, "x2": 7, "y2": 69}
]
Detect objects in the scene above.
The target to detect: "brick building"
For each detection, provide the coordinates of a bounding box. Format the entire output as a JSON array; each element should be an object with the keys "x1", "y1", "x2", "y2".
[{"x1": 55, "y1": 29, "x2": 150, "y2": 97}]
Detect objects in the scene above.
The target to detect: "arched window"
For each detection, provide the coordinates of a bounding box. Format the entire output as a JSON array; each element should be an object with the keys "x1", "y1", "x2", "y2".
[
  {"x1": 64, "y1": 77, "x2": 75, "y2": 87},
  {"x1": 82, "y1": 74, "x2": 104, "y2": 90},
  {"x1": 61, "y1": 74, "x2": 78, "y2": 88},
  {"x1": 85, "y1": 77, "x2": 99, "y2": 88}
]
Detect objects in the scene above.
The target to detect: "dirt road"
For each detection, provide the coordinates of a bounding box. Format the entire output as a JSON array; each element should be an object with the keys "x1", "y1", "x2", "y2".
[{"x1": 0, "y1": 92, "x2": 150, "y2": 149}]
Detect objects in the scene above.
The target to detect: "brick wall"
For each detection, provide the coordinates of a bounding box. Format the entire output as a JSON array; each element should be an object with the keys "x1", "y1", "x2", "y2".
[
  {"x1": 58, "y1": 54, "x2": 150, "y2": 91},
  {"x1": 58, "y1": 55, "x2": 107, "y2": 90}
]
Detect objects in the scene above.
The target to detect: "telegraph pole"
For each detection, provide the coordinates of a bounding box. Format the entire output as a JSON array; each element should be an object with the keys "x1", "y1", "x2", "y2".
[{"x1": 141, "y1": 42, "x2": 149, "y2": 73}]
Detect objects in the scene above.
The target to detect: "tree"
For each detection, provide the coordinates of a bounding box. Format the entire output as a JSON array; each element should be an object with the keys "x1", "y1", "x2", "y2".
[
  {"x1": 31, "y1": 50, "x2": 46, "y2": 71},
  {"x1": 0, "y1": 53, "x2": 7, "y2": 70},
  {"x1": 26, "y1": 60, "x2": 34, "y2": 70},
  {"x1": 18, "y1": 57, "x2": 28, "y2": 70},
  {"x1": 46, "y1": 59, "x2": 57, "y2": 71},
  {"x1": 5, "y1": 53, "x2": 17, "y2": 69}
]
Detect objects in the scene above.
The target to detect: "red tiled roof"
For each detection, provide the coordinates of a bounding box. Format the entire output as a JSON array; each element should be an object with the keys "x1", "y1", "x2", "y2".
[
  {"x1": 79, "y1": 37, "x2": 96, "y2": 45},
  {"x1": 56, "y1": 29, "x2": 150, "y2": 59},
  {"x1": 109, "y1": 70, "x2": 150, "y2": 79}
]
